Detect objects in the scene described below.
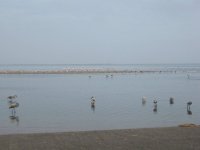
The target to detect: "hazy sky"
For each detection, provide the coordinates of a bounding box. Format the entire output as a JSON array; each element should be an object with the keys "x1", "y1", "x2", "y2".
[{"x1": 0, "y1": 0, "x2": 200, "y2": 64}]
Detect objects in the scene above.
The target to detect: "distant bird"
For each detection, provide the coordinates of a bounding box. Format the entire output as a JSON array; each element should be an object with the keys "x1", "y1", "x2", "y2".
[
  {"x1": 187, "y1": 101, "x2": 192, "y2": 115},
  {"x1": 88, "y1": 75, "x2": 92, "y2": 78},
  {"x1": 187, "y1": 101, "x2": 192, "y2": 108},
  {"x1": 153, "y1": 100, "x2": 157, "y2": 104},
  {"x1": 187, "y1": 101, "x2": 192, "y2": 110},
  {"x1": 169, "y1": 97, "x2": 174, "y2": 104},
  {"x1": 91, "y1": 96, "x2": 96, "y2": 107},
  {"x1": 142, "y1": 96, "x2": 147, "y2": 104},
  {"x1": 153, "y1": 99, "x2": 157, "y2": 112},
  {"x1": 105, "y1": 75, "x2": 109, "y2": 78},
  {"x1": 9, "y1": 101, "x2": 19, "y2": 116}
]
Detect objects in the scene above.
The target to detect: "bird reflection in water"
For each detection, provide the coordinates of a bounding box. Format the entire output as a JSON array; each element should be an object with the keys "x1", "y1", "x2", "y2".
[
  {"x1": 91, "y1": 104, "x2": 95, "y2": 112},
  {"x1": 9, "y1": 115, "x2": 19, "y2": 125},
  {"x1": 9, "y1": 106, "x2": 20, "y2": 125}
]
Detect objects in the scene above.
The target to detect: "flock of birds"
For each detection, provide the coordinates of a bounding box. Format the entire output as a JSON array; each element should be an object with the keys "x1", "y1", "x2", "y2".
[
  {"x1": 142, "y1": 96, "x2": 192, "y2": 114},
  {"x1": 91, "y1": 96, "x2": 193, "y2": 115},
  {"x1": 89, "y1": 74, "x2": 114, "y2": 79},
  {"x1": 6, "y1": 94, "x2": 193, "y2": 119}
]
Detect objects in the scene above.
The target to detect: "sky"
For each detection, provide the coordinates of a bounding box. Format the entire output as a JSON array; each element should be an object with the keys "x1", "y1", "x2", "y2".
[{"x1": 0, "y1": 0, "x2": 200, "y2": 64}]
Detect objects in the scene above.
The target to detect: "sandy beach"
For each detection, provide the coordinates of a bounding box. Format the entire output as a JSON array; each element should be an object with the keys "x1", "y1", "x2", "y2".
[{"x1": 0, "y1": 127, "x2": 200, "y2": 150}]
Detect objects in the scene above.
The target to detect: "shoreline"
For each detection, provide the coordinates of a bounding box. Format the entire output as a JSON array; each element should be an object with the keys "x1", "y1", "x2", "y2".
[
  {"x1": 0, "y1": 126, "x2": 200, "y2": 150},
  {"x1": 0, "y1": 69, "x2": 177, "y2": 74}
]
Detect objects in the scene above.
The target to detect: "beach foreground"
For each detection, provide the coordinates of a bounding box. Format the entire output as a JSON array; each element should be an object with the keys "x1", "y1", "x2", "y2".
[{"x1": 0, "y1": 127, "x2": 200, "y2": 150}]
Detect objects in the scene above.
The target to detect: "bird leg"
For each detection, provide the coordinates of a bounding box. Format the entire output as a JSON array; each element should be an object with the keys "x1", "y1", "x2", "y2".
[{"x1": 11, "y1": 108, "x2": 16, "y2": 116}]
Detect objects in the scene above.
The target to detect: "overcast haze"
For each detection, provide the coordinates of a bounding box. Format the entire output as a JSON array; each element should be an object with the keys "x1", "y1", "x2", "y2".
[{"x1": 0, "y1": 0, "x2": 200, "y2": 64}]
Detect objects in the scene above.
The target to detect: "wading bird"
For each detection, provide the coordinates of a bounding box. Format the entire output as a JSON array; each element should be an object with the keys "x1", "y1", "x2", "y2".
[
  {"x1": 91, "y1": 96, "x2": 96, "y2": 107},
  {"x1": 169, "y1": 97, "x2": 174, "y2": 104},
  {"x1": 153, "y1": 99, "x2": 157, "y2": 112},
  {"x1": 187, "y1": 101, "x2": 192, "y2": 115},
  {"x1": 9, "y1": 101, "x2": 19, "y2": 116}
]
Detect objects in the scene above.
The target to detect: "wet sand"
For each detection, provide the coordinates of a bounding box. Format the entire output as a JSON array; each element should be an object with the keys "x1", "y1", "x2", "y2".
[{"x1": 0, "y1": 127, "x2": 200, "y2": 150}]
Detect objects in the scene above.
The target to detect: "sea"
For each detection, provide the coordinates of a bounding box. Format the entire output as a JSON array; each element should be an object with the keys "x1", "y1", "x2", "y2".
[{"x1": 0, "y1": 64, "x2": 200, "y2": 134}]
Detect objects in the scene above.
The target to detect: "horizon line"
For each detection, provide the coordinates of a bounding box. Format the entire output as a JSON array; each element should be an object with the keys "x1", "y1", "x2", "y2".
[{"x1": 0, "y1": 63, "x2": 200, "y2": 65}]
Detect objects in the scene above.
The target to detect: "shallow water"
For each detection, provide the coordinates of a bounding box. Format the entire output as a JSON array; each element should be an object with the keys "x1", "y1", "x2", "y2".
[{"x1": 0, "y1": 72, "x2": 200, "y2": 134}]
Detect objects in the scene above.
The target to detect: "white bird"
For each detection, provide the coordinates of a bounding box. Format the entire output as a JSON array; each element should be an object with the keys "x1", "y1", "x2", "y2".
[{"x1": 142, "y1": 96, "x2": 147, "y2": 104}]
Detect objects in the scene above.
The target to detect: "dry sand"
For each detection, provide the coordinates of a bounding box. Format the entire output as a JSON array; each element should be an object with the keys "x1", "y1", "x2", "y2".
[{"x1": 0, "y1": 127, "x2": 200, "y2": 150}]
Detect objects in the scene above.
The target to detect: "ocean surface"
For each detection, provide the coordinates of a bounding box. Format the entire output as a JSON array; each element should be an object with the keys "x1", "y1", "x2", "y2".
[{"x1": 0, "y1": 64, "x2": 200, "y2": 134}]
